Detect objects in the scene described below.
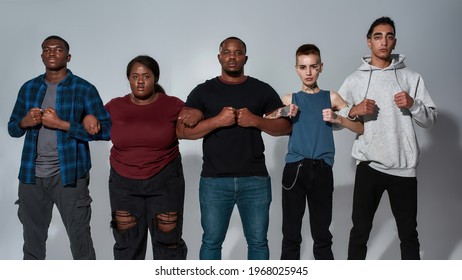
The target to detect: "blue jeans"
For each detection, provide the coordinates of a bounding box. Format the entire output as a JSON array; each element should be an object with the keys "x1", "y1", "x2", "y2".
[{"x1": 199, "y1": 176, "x2": 272, "y2": 260}]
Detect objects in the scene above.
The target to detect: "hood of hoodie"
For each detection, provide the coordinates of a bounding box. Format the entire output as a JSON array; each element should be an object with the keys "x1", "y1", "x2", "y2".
[
  {"x1": 358, "y1": 54, "x2": 406, "y2": 99},
  {"x1": 359, "y1": 54, "x2": 406, "y2": 71}
]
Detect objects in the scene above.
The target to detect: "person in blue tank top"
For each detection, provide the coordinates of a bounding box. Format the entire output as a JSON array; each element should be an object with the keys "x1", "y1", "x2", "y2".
[{"x1": 267, "y1": 44, "x2": 363, "y2": 260}]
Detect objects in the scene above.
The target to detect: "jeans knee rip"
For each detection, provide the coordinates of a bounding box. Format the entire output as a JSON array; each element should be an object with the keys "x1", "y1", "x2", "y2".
[
  {"x1": 154, "y1": 212, "x2": 181, "y2": 245},
  {"x1": 112, "y1": 210, "x2": 137, "y2": 232}
]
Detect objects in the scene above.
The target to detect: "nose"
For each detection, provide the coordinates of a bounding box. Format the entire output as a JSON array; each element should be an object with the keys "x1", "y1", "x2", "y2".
[{"x1": 381, "y1": 37, "x2": 388, "y2": 46}]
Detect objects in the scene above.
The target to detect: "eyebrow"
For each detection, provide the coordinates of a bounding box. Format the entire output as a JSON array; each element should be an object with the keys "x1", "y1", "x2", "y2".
[
  {"x1": 131, "y1": 72, "x2": 151, "y2": 75},
  {"x1": 373, "y1": 31, "x2": 395, "y2": 36},
  {"x1": 42, "y1": 45, "x2": 66, "y2": 50}
]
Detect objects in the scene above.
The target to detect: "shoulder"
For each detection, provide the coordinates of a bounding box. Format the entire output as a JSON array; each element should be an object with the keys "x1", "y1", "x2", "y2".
[
  {"x1": 329, "y1": 90, "x2": 347, "y2": 107},
  {"x1": 247, "y1": 77, "x2": 278, "y2": 97},
  {"x1": 161, "y1": 93, "x2": 185, "y2": 106},
  {"x1": 399, "y1": 67, "x2": 423, "y2": 79},
  {"x1": 191, "y1": 77, "x2": 217, "y2": 91},
  {"x1": 66, "y1": 71, "x2": 97, "y2": 89},
  {"x1": 106, "y1": 95, "x2": 129, "y2": 109},
  {"x1": 329, "y1": 90, "x2": 340, "y2": 99},
  {"x1": 247, "y1": 76, "x2": 272, "y2": 88},
  {"x1": 22, "y1": 74, "x2": 44, "y2": 87}
]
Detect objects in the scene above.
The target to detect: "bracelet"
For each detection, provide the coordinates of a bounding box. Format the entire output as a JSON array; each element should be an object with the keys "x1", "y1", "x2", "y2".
[{"x1": 347, "y1": 114, "x2": 359, "y2": 121}]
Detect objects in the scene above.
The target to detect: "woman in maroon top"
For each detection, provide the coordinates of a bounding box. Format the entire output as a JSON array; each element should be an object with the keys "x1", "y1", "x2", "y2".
[{"x1": 103, "y1": 55, "x2": 200, "y2": 259}]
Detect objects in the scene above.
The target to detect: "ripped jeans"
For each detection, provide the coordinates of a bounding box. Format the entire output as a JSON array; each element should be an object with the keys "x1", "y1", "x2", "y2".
[
  {"x1": 16, "y1": 172, "x2": 95, "y2": 260},
  {"x1": 109, "y1": 155, "x2": 187, "y2": 260}
]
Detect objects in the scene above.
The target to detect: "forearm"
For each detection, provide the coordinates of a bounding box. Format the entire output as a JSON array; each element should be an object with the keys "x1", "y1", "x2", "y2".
[
  {"x1": 409, "y1": 99, "x2": 438, "y2": 129},
  {"x1": 336, "y1": 115, "x2": 363, "y2": 134},
  {"x1": 8, "y1": 119, "x2": 26, "y2": 137},
  {"x1": 257, "y1": 117, "x2": 292, "y2": 136},
  {"x1": 176, "y1": 117, "x2": 219, "y2": 140},
  {"x1": 264, "y1": 108, "x2": 281, "y2": 119}
]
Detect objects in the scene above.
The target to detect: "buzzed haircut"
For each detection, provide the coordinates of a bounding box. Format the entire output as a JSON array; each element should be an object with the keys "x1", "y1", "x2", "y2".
[
  {"x1": 42, "y1": 35, "x2": 70, "y2": 52},
  {"x1": 219, "y1": 36, "x2": 247, "y2": 54},
  {"x1": 295, "y1": 44, "x2": 321, "y2": 64}
]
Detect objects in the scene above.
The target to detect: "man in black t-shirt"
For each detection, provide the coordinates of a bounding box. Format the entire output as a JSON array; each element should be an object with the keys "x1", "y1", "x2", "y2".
[{"x1": 177, "y1": 36, "x2": 291, "y2": 260}]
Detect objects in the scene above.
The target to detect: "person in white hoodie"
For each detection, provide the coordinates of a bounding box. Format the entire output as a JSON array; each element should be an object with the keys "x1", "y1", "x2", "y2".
[{"x1": 338, "y1": 16, "x2": 438, "y2": 260}]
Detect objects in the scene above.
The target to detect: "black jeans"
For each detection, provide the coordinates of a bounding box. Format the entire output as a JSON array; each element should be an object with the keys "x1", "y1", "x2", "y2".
[
  {"x1": 16, "y1": 172, "x2": 95, "y2": 260},
  {"x1": 348, "y1": 162, "x2": 420, "y2": 260},
  {"x1": 109, "y1": 155, "x2": 187, "y2": 260},
  {"x1": 281, "y1": 159, "x2": 334, "y2": 260}
]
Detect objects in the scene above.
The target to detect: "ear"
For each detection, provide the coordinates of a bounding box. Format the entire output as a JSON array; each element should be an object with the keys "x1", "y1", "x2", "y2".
[
  {"x1": 319, "y1": 62, "x2": 324, "y2": 73},
  {"x1": 367, "y1": 38, "x2": 372, "y2": 49},
  {"x1": 67, "y1": 54, "x2": 72, "y2": 63},
  {"x1": 244, "y1": 55, "x2": 248, "y2": 64}
]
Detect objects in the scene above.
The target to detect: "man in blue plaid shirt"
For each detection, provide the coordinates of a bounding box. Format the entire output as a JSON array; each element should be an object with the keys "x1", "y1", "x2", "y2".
[{"x1": 8, "y1": 35, "x2": 111, "y2": 260}]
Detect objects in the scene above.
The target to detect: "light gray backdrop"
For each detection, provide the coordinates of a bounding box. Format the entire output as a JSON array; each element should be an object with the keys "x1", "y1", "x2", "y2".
[{"x1": 1, "y1": 0, "x2": 461, "y2": 260}]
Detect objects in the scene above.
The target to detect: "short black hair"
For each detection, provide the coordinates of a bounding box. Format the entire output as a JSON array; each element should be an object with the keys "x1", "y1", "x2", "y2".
[
  {"x1": 219, "y1": 36, "x2": 247, "y2": 54},
  {"x1": 42, "y1": 35, "x2": 70, "y2": 52},
  {"x1": 295, "y1": 44, "x2": 321, "y2": 64},
  {"x1": 366, "y1": 17, "x2": 396, "y2": 39}
]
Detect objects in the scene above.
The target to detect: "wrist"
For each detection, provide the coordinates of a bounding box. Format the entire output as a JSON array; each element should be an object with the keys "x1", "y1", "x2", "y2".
[{"x1": 347, "y1": 112, "x2": 358, "y2": 121}]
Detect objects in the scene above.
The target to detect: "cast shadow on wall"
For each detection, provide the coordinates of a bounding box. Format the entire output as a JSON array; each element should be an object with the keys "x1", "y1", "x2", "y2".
[
  {"x1": 418, "y1": 111, "x2": 462, "y2": 259},
  {"x1": 334, "y1": 111, "x2": 462, "y2": 260}
]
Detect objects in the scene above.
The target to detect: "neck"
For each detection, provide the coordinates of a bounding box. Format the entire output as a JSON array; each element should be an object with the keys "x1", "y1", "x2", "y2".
[
  {"x1": 130, "y1": 92, "x2": 159, "y2": 105},
  {"x1": 302, "y1": 82, "x2": 319, "y2": 93},
  {"x1": 219, "y1": 73, "x2": 247, "y2": 84},
  {"x1": 370, "y1": 56, "x2": 392, "y2": 69},
  {"x1": 45, "y1": 68, "x2": 67, "y2": 83}
]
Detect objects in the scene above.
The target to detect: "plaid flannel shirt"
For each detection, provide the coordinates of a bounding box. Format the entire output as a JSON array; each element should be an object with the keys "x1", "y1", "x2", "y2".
[{"x1": 8, "y1": 70, "x2": 111, "y2": 186}]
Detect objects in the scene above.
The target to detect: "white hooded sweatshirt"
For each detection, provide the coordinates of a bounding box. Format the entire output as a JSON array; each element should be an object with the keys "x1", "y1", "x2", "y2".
[{"x1": 339, "y1": 54, "x2": 438, "y2": 177}]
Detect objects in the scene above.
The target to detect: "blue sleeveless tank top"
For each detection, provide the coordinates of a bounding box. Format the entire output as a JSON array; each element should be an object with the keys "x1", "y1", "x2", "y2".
[{"x1": 285, "y1": 89, "x2": 335, "y2": 166}]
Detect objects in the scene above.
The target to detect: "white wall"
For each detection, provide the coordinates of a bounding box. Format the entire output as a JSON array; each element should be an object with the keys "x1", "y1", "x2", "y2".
[{"x1": 1, "y1": 0, "x2": 461, "y2": 260}]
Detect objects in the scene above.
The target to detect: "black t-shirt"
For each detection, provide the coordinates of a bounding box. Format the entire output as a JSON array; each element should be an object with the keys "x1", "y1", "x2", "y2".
[{"x1": 185, "y1": 76, "x2": 283, "y2": 177}]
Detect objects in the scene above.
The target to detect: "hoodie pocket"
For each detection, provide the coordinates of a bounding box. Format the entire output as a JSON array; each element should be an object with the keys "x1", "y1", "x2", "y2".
[{"x1": 360, "y1": 131, "x2": 417, "y2": 169}]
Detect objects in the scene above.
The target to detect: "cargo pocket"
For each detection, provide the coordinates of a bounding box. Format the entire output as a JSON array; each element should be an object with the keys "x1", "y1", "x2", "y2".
[{"x1": 15, "y1": 199, "x2": 22, "y2": 223}]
